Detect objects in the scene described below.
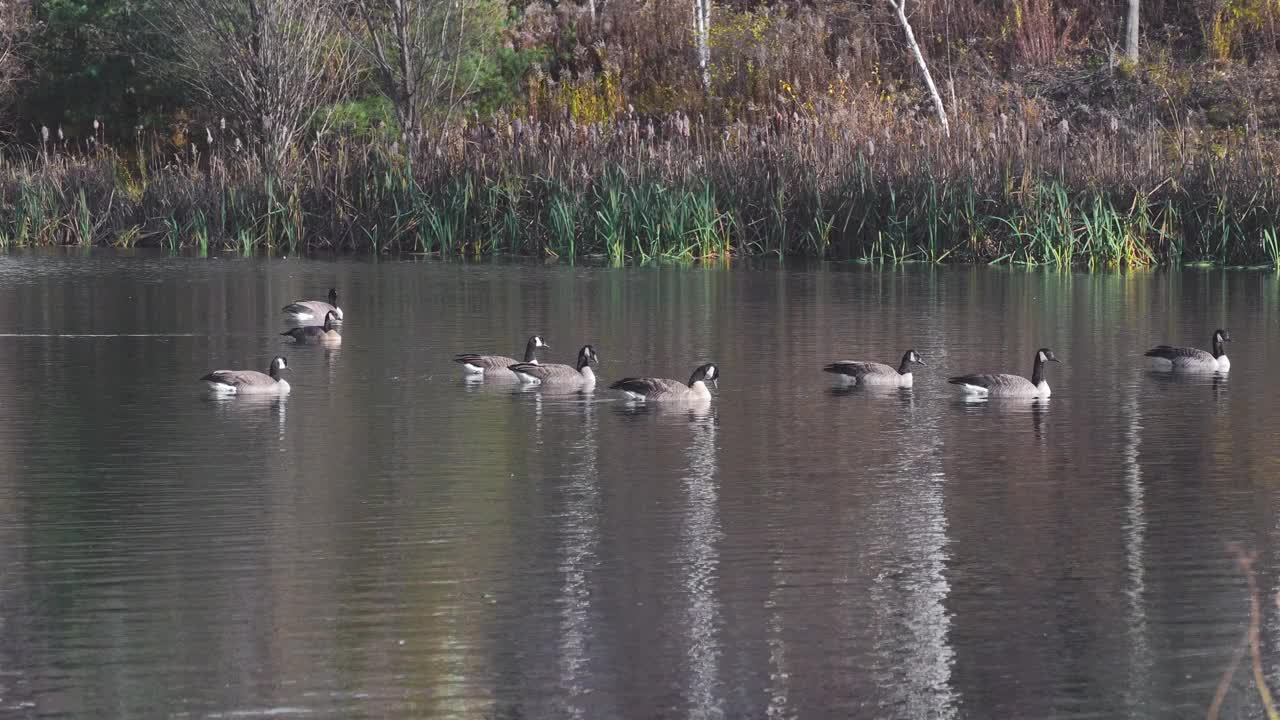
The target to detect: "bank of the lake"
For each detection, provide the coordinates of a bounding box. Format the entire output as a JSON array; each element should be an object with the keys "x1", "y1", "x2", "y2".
[{"x1": 6, "y1": 111, "x2": 1280, "y2": 267}]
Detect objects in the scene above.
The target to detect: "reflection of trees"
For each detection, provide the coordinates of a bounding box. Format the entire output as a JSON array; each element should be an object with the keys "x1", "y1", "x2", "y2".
[
  {"x1": 554, "y1": 396, "x2": 603, "y2": 719},
  {"x1": 1121, "y1": 380, "x2": 1151, "y2": 711},
  {"x1": 678, "y1": 411, "x2": 723, "y2": 718},
  {"x1": 863, "y1": 385, "x2": 956, "y2": 719}
]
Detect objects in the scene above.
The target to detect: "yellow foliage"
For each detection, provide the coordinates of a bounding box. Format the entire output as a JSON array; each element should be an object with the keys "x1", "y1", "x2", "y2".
[
  {"x1": 113, "y1": 157, "x2": 145, "y2": 203},
  {"x1": 1207, "y1": 0, "x2": 1280, "y2": 61},
  {"x1": 709, "y1": 9, "x2": 771, "y2": 48},
  {"x1": 529, "y1": 72, "x2": 625, "y2": 123}
]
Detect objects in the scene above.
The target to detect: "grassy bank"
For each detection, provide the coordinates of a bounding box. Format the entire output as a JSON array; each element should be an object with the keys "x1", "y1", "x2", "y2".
[{"x1": 5, "y1": 109, "x2": 1280, "y2": 267}]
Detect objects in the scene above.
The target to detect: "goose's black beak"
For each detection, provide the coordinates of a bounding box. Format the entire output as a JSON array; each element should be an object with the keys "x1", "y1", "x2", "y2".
[{"x1": 916, "y1": 359, "x2": 928, "y2": 367}]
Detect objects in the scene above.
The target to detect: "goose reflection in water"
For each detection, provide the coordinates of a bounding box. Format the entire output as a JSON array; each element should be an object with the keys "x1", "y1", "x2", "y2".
[
  {"x1": 1145, "y1": 367, "x2": 1229, "y2": 404},
  {"x1": 612, "y1": 395, "x2": 713, "y2": 421},
  {"x1": 828, "y1": 383, "x2": 916, "y2": 411},
  {"x1": 207, "y1": 393, "x2": 288, "y2": 441},
  {"x1": 951, "y1": 395, "x2": 1051, "y2": 443}
]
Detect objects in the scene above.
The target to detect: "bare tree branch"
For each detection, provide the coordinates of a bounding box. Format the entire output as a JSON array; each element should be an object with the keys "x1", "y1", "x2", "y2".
[
  {"x1": 350, "y1": 0, "x2": 487, "y2": 158},
  {"x1": 159, "y1": 0, "x2": 351, "y2": 173},
  {"x1": 0, "y1": 0, "x2": 28, "y2": 122},
  {"x1": 886, "y1": 0, "x2": 949, "y2": 137}
]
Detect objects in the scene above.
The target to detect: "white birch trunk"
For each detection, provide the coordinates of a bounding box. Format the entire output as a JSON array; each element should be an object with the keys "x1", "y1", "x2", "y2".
[
  {"x1": 693, "y1": 0, "x2": 711, "y2": 94},
  {"x1": 1125, "y1": 0, "x2": 1140, "y2": 62},
  {"x1": 887, "y1": 0, "x2": 949, "y2": 137}
]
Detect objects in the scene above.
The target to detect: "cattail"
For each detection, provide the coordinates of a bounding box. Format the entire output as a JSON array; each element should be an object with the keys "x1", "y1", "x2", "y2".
[
  {"x1": 220, "y1": 117, "x2": 226, "y2": 131},
  {"x1": 58, "y1": 126, "x2": 64, "y2": 141},
  {"x1": 234, "y1": 137, "x2": 242, "y2": 153},
  {"x1": 207, "y1": 127, "x2": 214, "y2": 145},
  {"x1": 41, "y1": 125, "x2": 48, "y2": 143}
]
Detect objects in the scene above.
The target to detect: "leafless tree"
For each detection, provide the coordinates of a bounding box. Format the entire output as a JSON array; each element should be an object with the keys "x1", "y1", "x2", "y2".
[
  {"x1": 693, "y1": 0, "x2": 711, "y2": 94},
  {"x1": 886, "y1": 0, "x2": 949, "y2": 137},
  {"x1": 162, "y1": 0, "x2": 350, "y2": 172},
  {"x1": 351, "y1": 0, "x2": 487, "y2": 158},
  {"x1": 1125, "y1": 0, "x2": 1140, "y2": 62},
  {"x1": 0, "y1": 0, "x2": 28, "y2": 120}
]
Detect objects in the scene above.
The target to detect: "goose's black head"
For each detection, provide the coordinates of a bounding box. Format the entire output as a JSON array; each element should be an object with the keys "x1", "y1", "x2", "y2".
[
  {"x1": 328, "y1": 288, "x2": 338, "y2": 305},
  {"x1": 524, "y1": 335, "x2": 549, "y2": 362},
  {"x1": 270, "y1": 356, "x2": 290, "y2": 378},
  {"x1": 577, "y1": 345, "x2": 599, "y2": 370},
  {"x1": 1031, "y1": 348, "x2": 1059, "y2": 385},
  {"x1": 690, "y1": 363, "x2": 719, "y2": 389},
  {"x1": 899, "y1": 349, "x2": 926, "y2": 373},
  {"x1": 1212, "y1": 329, "x2": 1230, "y2": 358}
]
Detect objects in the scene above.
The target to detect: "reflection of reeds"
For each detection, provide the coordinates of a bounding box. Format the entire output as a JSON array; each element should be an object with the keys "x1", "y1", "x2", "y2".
[
  {"x1": 8, "y1": 112, "x2": 1280, "y2": 265},
  {"x1": 1208, "y1": 545, "x2": 1280, "y2": 720}
]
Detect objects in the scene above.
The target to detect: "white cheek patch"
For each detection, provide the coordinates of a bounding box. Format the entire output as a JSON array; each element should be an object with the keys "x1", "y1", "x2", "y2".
[{"x1": 1038, "y1": 351, "x2": 1047, "y2": 362}]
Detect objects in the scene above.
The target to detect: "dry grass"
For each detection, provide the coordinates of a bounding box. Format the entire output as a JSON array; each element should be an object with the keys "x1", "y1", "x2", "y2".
[{"x1": 4, "y1": 105, "x2": 1280, "y2": 266}]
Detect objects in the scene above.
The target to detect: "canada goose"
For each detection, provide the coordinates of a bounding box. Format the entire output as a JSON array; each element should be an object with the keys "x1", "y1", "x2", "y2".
[
  {"x1": 1145, "y1": 329, "x2": 1230, "y2": 372},
  {"x1": 511, "y1": 345, "x2": 598, "y2": 386},
  {"x1": 280, "y1": 310, "x2": 341, "y2": 346},
  {"x1": 453, "y1": 335, "x2": 548, "y2": 376},
  {"x1": 201, "y1": 356, "x2": 291, "y2": 395},
  {"x1": 610, "y1": 363, "x2": 719, "y2": 402},
  {"x1": 283, "y1": 288, "x2": 343, "y2": 324},
  {"x1": 823, "y1": 349, "x2": 925, "y2": 387},
  {"x1": 949, "y1": 348, "x2": 1060, "y2": 398}
]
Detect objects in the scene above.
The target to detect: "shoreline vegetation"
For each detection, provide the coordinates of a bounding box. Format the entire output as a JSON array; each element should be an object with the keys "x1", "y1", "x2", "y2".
[
  {"x1": 9, "y1": 0, "x2": 1280, "y2": 267},
  {"x1": 8, "y1": 113, "x2": 1280, "y2": 268}
]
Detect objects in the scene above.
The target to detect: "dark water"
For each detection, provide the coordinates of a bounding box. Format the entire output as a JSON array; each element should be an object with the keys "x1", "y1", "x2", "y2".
[{"x1": 1, "y1": 250, "x2": 1279, "y2": 718}]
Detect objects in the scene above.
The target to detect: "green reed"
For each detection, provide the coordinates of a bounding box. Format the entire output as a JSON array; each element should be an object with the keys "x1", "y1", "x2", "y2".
[
  {"x1": 3, "y1": 112, "x2": 1280, "y2": 267},
  {"x1": 1263, "y1": 227, "x2": 1280, "y2": 267}
]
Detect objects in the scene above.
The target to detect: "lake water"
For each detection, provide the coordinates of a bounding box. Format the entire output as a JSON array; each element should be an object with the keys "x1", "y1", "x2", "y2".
[{"x1": 1, "y1": 250, "x2": 1279, "y2": 718}]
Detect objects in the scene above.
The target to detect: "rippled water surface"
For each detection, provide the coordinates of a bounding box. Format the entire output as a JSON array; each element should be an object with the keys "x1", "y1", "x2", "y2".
[{"x1": 2, "y1": 250, "x2": 1280, "y2": 718}]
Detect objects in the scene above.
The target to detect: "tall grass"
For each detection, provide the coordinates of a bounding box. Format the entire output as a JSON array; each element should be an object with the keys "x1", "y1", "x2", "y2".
[{"x1": 5, "y1": 109, "x2": 1280, "y2": 266}]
